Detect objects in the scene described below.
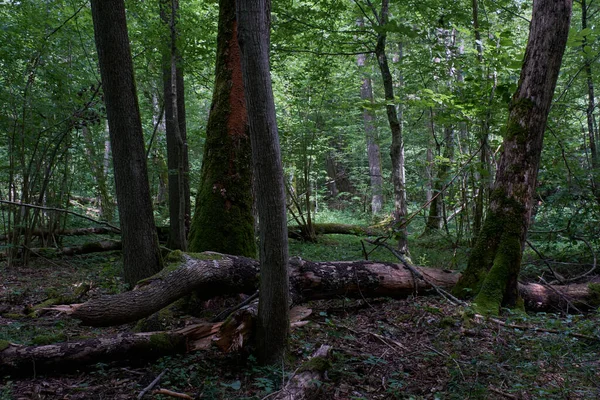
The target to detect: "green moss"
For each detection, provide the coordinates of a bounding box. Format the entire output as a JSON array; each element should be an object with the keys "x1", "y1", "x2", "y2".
[
  {"x1": 298, "y1": 356, "x2": 331, "y2": 373},
  {"x1": 135, "y1": 307, "x2": 175, "y2": 332},
  {"x1": 166, "y1": 250, "x2": 185, "y2": 263},
  {"x1": 149, "y1": 333, "x2": 178, "y2": 352},
  {"x1": 587, "y1": 283, "x2": 600, "y2": 306},
  {"x1": 505, "y1": 97, "x2": 534, "y2": 143},
  {"x1": 31, "y1": 333, "x2": 67, "y2": 345},
  {"x1": 187, "y1": 252, "x2": 226, "y2": 261},
  {"x1": 455, "y1": 191, "x2": 525, "y2": 314},
  {"x1": 0, "y1": 339, "x2": 10, "y2": 351},
  {"x1": 187, "y1": 1, "x2": 256, "y2": 259}
]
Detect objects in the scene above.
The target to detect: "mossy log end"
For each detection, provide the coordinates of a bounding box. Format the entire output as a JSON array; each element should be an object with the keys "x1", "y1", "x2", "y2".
[{"x1": 52, "y1": 252, "x2": 599, "y2": 327}]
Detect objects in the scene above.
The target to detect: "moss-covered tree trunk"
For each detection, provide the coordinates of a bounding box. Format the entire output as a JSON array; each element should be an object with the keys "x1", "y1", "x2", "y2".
[
  {"x1": 188, "y1": 0, "x2": 256, "y2": 257},
  {"x1": 454, "y1": 0, "x2": 573, "y2": 314}
]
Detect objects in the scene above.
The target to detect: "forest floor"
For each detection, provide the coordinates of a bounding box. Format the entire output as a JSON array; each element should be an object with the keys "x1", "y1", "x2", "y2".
[{"x1": 1, "y1": 233, "x2": 600, "y2": 399}]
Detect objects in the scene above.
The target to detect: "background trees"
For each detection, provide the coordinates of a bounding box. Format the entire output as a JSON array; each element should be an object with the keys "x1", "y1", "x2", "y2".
[{"x1": 0, "y1": 0, "x2": 599, "y2": 309}]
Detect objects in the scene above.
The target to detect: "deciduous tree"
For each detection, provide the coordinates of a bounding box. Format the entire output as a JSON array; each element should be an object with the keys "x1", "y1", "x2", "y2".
[
  {"x1": 90, "y1": 0, "x2": 163, "y2": 286},
  {"x1": 454, "y1": 0, "x2": 573, "y2": 314},
  {"x1": 236, "y1": 0, "x2": 290, "y2": 364}
]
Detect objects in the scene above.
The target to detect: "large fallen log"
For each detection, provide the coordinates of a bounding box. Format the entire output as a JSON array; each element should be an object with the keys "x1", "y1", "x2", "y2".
[
  {"x1": 53, "y1": 252, "x2": 600, "y2": 327},
  {"x1": 288, "y1": 223, "x2": 383, "y2": 239}
]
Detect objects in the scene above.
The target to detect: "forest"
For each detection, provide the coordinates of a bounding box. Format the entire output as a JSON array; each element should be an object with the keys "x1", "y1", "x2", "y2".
[{"x1": 1, "y1": 0, "x2": 600, "y2": 398}]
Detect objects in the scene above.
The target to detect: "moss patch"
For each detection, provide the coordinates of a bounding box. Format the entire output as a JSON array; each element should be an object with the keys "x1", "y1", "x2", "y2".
[{"x1": 0, "y1": 339, "x2": 10, "y2": 351}]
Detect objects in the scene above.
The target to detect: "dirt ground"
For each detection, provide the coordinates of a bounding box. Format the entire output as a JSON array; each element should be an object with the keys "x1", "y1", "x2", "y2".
[{"x1": 1, "y1": 253, "x2": 599, "y2": 399}]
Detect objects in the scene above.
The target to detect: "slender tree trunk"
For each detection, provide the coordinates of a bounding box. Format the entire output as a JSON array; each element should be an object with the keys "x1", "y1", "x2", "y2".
[
  {"x1": 424, "y1": 126, "x2": 454, "y2": 234},
  {"x1": 81, "y1": 126, "x2": 113, "y2": 221},
  {"x1": 90, "y1": 0, "x2": 163, "y2": 286},
  {"x1": 581, "y1": 0, "x2": 600, "y2": 202},
  {"x1": 188, "y1": 0, "x2": 256, "y2": 257},
  {"x1": 471, "y1": 0, "x2": 495, "y2": 239},
  {"x1": 357, "y1": 18, "x2": 383, "y2": 215},
  {"x1": 373, "y1": 5, "x2": 408, "y2": 252},
  {"x1": 454, "y1": 0, "x2": 573, "y2": 314},
  {"x1": 161, "y1": 0, "x2": 189, "y2": 251},
  {"x1": 236, "y1": 0, "x2": 290, "y2": 365}
]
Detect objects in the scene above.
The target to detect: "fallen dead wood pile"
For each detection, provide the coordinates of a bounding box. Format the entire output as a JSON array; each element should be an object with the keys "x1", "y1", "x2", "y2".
[{"x1": 1, "y1": 251, "x2": 598, "y2": 375}]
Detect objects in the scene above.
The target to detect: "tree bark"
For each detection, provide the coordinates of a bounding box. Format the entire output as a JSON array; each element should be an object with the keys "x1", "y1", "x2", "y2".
[
  {"x1": 90, "y1": 0, "x2": 163, "y2": 286},
  {"x1": 581, "y1": 0, "x2": 600, "y2": 203},
  {"x1": 424, "y1": 126, "x2": 454, "y2": 234},
  {"x1": 0, "y1": 322, "x2": 220, "y2": 376},
  {"x1": 454, "y1": 0, "x2": 573, "y2": 314},
  {"x1": 188, "y1": 0, "x2": 256, "y2": 257},
  {"x1": 357, "y1": 18, "x2": 383, "y2": 215},
  {"x1": 161, "y1": 0, "x2": 191, "y2": 251},
  {"x1": 373, "y1": 3, "x2": 409, "y2": 253},
  {"x1": 236, "y1": 0, "x2": 290, "y2": 365}
]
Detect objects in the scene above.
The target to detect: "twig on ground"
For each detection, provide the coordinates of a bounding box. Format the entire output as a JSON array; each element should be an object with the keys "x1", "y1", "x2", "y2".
[
  {"x1": 474, "y1": 314, "x2": 599, "y2": 341},
  {"x1": 152, "y1": 388, "x2": 194, "y2": 399},
  {"x1": 488, "y1": 386, "x2": 518, "y2": 399},
  {"x1": 138, "y1": 368, "x2": 168, "y2": 399}
]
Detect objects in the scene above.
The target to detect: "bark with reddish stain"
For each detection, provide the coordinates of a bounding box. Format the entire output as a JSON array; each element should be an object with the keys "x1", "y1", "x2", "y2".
[{"x1": 188, "y1": 0, "x2": 256, "y2": 257}]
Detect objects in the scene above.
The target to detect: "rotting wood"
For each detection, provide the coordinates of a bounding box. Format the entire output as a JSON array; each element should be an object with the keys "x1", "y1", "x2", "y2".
[
  {"x1": 272, "y1": 344, "x2": 332, "y2": 400},
  {"x1": 49, "y1": 252, "x2": 600, "y2": 328},
  {"x1": 0, "y1": 306, "x2": 311, "y2": 376}
]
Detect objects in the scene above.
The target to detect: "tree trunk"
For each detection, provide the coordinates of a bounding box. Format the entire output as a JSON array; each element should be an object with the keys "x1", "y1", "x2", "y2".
[
  {"x1": 90, "y1": 0, "x2": 163, "y2": 286},
  {"x1": 188, "y1": 0, "x2": 256, "y2": 257},
  {"x1": 454, "y1": 0, "x2": 573, "y2": 314},
  {"x1": 161, "y1": 0, "x2": 190, "y2": 251},
  {"x1": 357, "y1": 18, "x2": 383, "y2": 215},
  {"x1": 424, "y1": 126, "x2": 454, "y2": 234},
  {"x1": 53, "y1": 252, "x2": 599, "y2": 328},
  {"x1": 581, "y1": 0, "x2": 600, "y2": 203},
  {"x1": 236, "y1": 0, "x2": 290, "y2": 365},
  {"x1": 373, "y1": 4, "x2": 409, "y2": 253}
]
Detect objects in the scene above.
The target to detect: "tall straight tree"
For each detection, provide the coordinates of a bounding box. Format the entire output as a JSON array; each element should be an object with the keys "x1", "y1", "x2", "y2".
[
  {"x1": 371, "y1": 1, "x2": 409, "y2": 252},
  {"x1": 90, "y1": 0, "x2": 163, "y2": 286},
  {"x1": 236, "y1": 0, "x2": 290, "y2": 364},
  {"x1": 160, "y1": 0, "x2": 191, "y2": 251},
  {"x1": 454, "y1": 0, "x2": 573, "y2": 313},
  {"x1": 188, "y1": 0, "x2": 256, "y2": 257},
  {"x1": 357, "y1": 18, "x2": 383, "y2": 215}
]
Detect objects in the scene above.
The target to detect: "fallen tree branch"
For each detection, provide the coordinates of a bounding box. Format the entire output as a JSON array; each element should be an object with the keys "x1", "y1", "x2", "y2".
[
  {"x1": 0, "y1": 200, "x2": 119, "y2": 231},
  {"x1": 138, "y1": 368, "x2": 168, "y2": 399},
  {"x1": 475, "y1": 314, "x2": 599, "y2": 341},
  {"x1": 0, "y1": 306, "x2": 312, "y2": 376},
  {"x1": 152, "y1": 388, "x2": 194, "y2": 399}
]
